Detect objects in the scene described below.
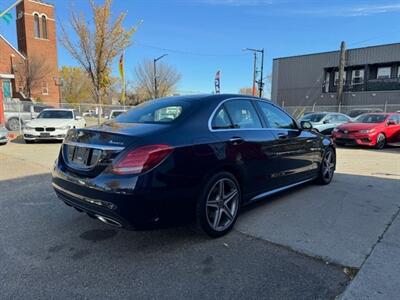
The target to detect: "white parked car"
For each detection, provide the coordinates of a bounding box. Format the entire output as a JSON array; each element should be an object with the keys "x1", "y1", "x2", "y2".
[
  {"x1": 0, "y1": 125, "x2": 9, "y2": 145},
  {"x1": 23, "y1": 109, "x2": 86, "y2": 143}
]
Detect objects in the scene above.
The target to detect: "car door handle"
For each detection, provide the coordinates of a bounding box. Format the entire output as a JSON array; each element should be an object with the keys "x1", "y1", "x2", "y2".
[
  {"x1": 277, "y1": 133, "x2": 288, "y2": 140},
  {"x1": 229, "y1": 137, "x2": 244, "y2": 145}
]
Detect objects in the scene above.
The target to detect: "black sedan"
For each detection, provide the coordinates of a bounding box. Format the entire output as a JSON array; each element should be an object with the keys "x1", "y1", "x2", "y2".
[{"x1": 52, "y1": 94, "x2": 336, "y2": 237}]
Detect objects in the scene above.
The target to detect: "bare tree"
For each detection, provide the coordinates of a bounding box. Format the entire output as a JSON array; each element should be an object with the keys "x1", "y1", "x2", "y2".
[
  {"x1": 14, "y1": 55, "x2": 50, "y2": 99},
  {"x1": 238, "y1": 87, "x2": 253, "y2": 96},
  {"x1": 60, "y1": 0, "x2": 137, "y2": 123},
  {"x1": 135, "y1": 59, "x2": 181, "y2": 102}
]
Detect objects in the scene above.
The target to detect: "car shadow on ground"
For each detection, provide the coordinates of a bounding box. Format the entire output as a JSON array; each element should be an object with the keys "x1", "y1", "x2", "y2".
[
  {"x1": 10, "y1": 135, "x2": 62, "y2": 144},
  {"x1": 335, "y1": 143, "x2": 400, "y2": 154}
]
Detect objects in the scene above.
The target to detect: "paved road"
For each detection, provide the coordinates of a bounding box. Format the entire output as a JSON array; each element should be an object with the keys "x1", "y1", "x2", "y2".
[
  {"x1": 2, "y1": 141, "x2": 399, "y2": 298},
  {"x1": 0, "y1": 141, "x2": 352, "y2": 299}
]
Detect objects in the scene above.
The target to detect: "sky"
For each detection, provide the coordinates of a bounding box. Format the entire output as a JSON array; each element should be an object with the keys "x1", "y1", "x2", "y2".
[{"x1": 1, "y1": 0, "x2": 400, "y2": 96}]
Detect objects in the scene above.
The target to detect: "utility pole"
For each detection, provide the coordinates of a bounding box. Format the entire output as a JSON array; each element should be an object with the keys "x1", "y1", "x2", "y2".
[
  {"x1": 252, "y1": 52, "x2": 257, "y2": 96},
  {"x1": 337, "y1": 41, "x2": 346, "y2": 106},
  {"x1": 243, "y1": 48, "x2": 265, "y2": 97},
  {"x1": 153, "y1": 54, "x2": 168, "y2": 99},
  {"x1": 259, "y1": 48, "x2": 265, "y2": 98}
]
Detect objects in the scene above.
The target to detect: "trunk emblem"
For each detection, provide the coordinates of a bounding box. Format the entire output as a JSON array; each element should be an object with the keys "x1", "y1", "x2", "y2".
[{"x1": 344, "y1": 130, "x2": 348, "y2": 134}]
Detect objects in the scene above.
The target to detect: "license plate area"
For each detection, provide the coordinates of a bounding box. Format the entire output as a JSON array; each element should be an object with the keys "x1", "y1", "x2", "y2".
[{"x1": 40, "y1": 132, "x2": 50, "y2": 137}]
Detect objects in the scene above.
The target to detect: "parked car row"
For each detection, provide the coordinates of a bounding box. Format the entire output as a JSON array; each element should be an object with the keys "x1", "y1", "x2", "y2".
[{"x1": 298, "y1": 111, "x2": 400, "y2": 149}]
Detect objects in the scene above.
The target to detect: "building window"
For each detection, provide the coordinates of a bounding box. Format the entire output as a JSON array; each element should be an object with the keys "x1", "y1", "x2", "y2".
[
  {"x1": 34, "y1": 14, "x2": 40, "y2": 38},
  {"x1": 41, "y1": 15, "x2": 48, "y2": 39},
  {"x1": 352, "y1": 69, "x2": 364, "y2": 85},
  {"x1": 334, "y1": 71, "x2": 347, "y2": 86},
  {"x1": 42, "y1": 81, "x2": 49, "y2": 95},
  {"x1": 377, "y1": 67, "x2": 391, "y2": 79},
  {"x1": 324, "y1": 72, "x2": 330, "y2": 93}
]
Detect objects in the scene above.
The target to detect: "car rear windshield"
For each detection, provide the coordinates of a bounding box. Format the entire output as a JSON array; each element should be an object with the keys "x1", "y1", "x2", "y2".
[
  {"x1": 38, "y1": 110, "x2": 73, "y2": 119},
  {"x1": 115, "y1": 100, "x2": 190, "y2": 124},
  {"x1": 356, "y1": 114, "x2": 388, "y2": 123},
  {"x1": 300, "y1": 113, "x2": 326, "y2": 122}
]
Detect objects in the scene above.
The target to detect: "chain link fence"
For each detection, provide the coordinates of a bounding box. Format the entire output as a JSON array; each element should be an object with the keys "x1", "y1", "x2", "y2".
[{"x1": 3, "y1": 98, "x2": 400, "y2": 133}]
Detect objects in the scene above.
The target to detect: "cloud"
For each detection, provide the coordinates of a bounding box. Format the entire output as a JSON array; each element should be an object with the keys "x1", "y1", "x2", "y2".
[{"x1": 289, "y1": 3, "x2": 400, "y2": 17}]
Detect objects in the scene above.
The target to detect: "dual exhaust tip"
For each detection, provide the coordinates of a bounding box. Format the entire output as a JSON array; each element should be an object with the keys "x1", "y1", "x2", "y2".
[{"x1": 95, "y1": 214, "x2": 122, "y2": 228}]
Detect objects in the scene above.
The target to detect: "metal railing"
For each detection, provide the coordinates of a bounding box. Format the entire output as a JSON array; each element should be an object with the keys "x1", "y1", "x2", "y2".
[{"x1": 3, "y1": 99, "x2": 400, "y2": 132}]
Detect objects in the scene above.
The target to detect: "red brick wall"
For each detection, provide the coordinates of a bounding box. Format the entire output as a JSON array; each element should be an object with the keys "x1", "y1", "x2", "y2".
[
  {"x1": 0, "y1": 37, "x2": 25, "y2": 97},
  {"x1": 16, "y1": 0, "x2": 59, "y2": 105}
]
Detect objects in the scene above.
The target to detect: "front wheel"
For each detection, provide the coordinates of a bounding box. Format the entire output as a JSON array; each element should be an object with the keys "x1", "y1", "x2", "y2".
[
  {"x1": 375, "y1": 133, "x2": 386, "y2": 150},
  {"x1": 196, "y1": 172, "x2": 241, "y2": 238},
  {"x1": 316, "y1": 148, "x2": 336, "y2": 185}
]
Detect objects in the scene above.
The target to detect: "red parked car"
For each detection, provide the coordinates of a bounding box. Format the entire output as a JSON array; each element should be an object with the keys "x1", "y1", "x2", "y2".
[{"x1": 332, "y1": 113, "x2": 400, "y2": 149}]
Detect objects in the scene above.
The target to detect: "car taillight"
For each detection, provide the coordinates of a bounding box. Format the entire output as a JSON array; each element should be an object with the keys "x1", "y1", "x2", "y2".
[{"x1": 111, "y1": 144, "x2": 173, "y2": 175}]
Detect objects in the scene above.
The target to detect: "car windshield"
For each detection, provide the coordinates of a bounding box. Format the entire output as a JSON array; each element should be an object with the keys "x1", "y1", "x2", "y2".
[
  {"x1": 115, "y1": 100, "x2": 189, "y2": 124},
  {"x1": 300, "y1": 113, "x2": 326, "y2": 122},
  {"x1": 38, "y1": 110, "x2": 73, "y2": 119},
  {"x1": 356, "y1": 114, "x2": 388, "y2": 123}
]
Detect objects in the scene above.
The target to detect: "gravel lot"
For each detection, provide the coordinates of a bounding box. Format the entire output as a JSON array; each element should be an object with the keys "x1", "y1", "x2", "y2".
[{"x1": 1, "y1": 140, "x2": 399, "y2": 299}]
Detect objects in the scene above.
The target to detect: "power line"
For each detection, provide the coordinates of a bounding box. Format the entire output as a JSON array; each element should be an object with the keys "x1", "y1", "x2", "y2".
[{"x1": 134, "y1": 42, "x2": 247, "y2": 57}]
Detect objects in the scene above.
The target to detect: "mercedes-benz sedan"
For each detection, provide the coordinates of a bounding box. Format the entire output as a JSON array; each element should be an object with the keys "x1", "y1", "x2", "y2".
[{"x1": 52, "y1": 94, "x2": 336, "y2": 237}]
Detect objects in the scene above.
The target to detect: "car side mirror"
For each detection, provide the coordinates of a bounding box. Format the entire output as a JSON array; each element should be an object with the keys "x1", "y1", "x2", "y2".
[
  {"x1": 300, "y1": 121, "x2": 313, "y2": 130},
  {"x1": 323, "y1": 120, "x2": 330, "y2": 124},
  {"x1": 387, "y1": 120, "x2": 396, "y2": 126}
]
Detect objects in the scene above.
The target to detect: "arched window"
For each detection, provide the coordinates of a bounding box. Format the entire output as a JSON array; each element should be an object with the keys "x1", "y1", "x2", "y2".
[
  {"x1": 34, "y1": 14, "x2": 40, "y2": 38},
  {"x1": 41, "y1": 15, "x2": 48, "y2": 39}
]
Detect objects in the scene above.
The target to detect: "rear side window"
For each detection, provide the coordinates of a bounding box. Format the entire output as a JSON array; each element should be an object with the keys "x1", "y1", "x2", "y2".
[
  {"x1": 258, "y1": 101, "x2": 296, "y2": 129},
  {"x1": 223, "y1": 100, "x2": 262, "y2": 129},
  {"x1": 337, "y1": 114, "x2": 350, "y2": 122},
  {"x1": 212, "y1": 107, "x2": 233, "y2": 129}
]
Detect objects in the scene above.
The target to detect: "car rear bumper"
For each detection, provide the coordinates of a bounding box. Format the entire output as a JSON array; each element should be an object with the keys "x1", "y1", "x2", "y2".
[{"x1": 52, "y1": 160, "x2": 199, "y2": 229}]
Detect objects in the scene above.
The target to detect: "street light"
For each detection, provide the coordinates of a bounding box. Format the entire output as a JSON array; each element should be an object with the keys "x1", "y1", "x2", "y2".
[
  {"x1": 243, "y1": 48, "x2": 265, "y2": 98},
  {"x1": 153, "y1": 54, "x2": 168, "y2": 99}
]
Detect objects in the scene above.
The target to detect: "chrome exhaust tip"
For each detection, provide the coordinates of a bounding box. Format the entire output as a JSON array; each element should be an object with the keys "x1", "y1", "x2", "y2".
[{"x1": 95, "y1": 215, "x2": 122, "y2": 228}]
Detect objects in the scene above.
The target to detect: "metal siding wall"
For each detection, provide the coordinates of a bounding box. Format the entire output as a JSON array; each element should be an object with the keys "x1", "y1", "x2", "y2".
[{"x1": 273, "y1": 44, "x2": 400, "y2": 106}]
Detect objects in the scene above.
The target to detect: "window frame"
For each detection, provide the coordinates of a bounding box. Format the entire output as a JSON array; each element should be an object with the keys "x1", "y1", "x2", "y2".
[
  {"x1": 209, "y1": 98, "x2": 270, "y2": 131},
  {"x1": 34, "y1": 13, "x2": 41, "y2": 38},
  {"x1": 377, "y1": 66, "x2": 391, "y2": 80},
  {"x1": 41, "y1": 15, "x2": 48, "y2": 39},
  {"x1": 255, "y1": 100, "x2": 299, "y2": 130}
]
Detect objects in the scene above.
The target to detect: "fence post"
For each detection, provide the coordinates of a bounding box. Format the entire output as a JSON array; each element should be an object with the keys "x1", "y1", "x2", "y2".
[
  {"x1": 384, "y1": 101, "x2": 387, "y2": 113},
  {"x1": 18, "y1": 102, "x2": 22, "y2": 135},
  {"x1": 312, "y1": 103, "x2": 316, "y2": 112},
  {"x1": 338, "y1": 103, "x2": 341, "y2": 113},
  {"x1": 282, "y1": 101, "x2": 285, "y2": 108}
]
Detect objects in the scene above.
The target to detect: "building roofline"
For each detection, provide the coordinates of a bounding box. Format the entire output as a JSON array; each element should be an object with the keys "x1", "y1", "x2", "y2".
[
  {"x1": 273, "y1": 42, "x2": 400, "y2": 61},
  {"x1": 0, "y1": 34, "x2": 26, "y2": 59},
  {"x1": 29, "y1": 0, "x2": 54, "y2": 8}
]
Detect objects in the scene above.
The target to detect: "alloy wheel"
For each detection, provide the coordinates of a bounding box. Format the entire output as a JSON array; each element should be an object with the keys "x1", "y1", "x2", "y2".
[
  {"x1": 322, "y1": 151, "x2": 335, "y2": 181},
  {"x1": 205, "y1": 178, "x2": 239, "y2": 232},
  {"x1": 376, "y1": 134, "x2": 386, "y2": 149}
]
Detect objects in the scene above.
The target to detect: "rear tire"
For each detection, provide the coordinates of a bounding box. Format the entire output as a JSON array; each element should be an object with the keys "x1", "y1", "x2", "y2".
[
  {"x1": 375, "y1": 133, "x2": 386, "y2": 150},
  {"x1": 316, "y1": 147, "x2": 336, "y2": 185},
  {"x1": 196, "y1": 172, "x2": 241, "y2": 238}
]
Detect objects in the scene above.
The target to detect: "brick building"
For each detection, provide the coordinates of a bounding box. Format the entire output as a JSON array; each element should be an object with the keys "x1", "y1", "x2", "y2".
[{"x1": 0, "y1": 0, "x2": 59, "y2": 105}]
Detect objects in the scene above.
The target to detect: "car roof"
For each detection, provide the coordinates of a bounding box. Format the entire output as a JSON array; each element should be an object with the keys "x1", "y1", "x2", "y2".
[
  {"x1": 158, "y1": 94, "x2": 271, "y2": 104},
  {"x1": 41, "y1": 108, "x2": 74, "y2": 112}
]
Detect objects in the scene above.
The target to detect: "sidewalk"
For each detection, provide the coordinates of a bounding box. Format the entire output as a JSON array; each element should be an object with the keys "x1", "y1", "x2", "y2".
[{"x1": 341, "y1": 208, "x2": 400, "y2": 299}]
